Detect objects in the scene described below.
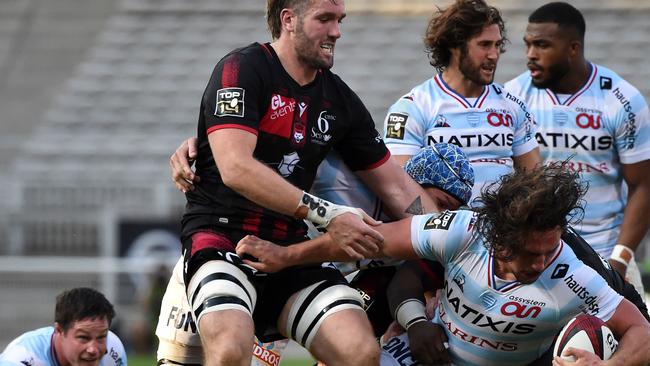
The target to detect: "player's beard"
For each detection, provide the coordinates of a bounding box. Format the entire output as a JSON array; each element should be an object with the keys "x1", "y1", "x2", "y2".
[
  {"x1": 294, "y1": 18, "x2": 334, "y2": 70},
  {"x1": 459, "y1": 45, "x2": 496, "y2": 86},
  {"x1": 530, "y1": 60, "x2": 571, "y2": 90}
]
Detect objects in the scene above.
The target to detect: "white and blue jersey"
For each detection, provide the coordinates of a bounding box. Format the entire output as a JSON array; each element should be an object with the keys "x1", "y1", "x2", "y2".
[
  {"x1": 0, "y1": 327, "x2": 126, "y2": 366},
  {"x1": 383, "y1": 73, "x2": 538, "y2": 201},
  {"x1": 381, "y1": 210, "x2": 622, "y2": 366},
  {"x1": 311, "y1": 152, "x2": 401, "y2": 274},
  {"x1": 505, "y1": 64, "x2": 650, "y2": 256}
]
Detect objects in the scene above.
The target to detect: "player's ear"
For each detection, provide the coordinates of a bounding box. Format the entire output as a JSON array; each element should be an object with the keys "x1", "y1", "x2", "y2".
[
  {"x1": 569, "y1": 40, "x2": 582, "y2": 57},
  {"x1": 54, "y1": 322, "x2": 63, "y2": 334},
  {"x1": 280, "y1": 8, "x2": 297, "y2": 33}
]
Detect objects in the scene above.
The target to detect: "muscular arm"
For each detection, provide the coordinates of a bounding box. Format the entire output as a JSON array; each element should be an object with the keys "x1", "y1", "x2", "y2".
[
  {"x1": 611, "y1": 160, "x2": 650, "y2": 274},
  {"x1": 356, "y1": 157, "x2": 439, "y2": 217},
  {"x1": 210, "y1": 129, "x2": 303, "y2": 215},
  {"x1": 392, "y1": 154, "x2": 412, "y2": 167},
  {"x1": 512, "y1": 147, "x2": 541, "y2": 171},
  {"x1": 604, "y1": 299, "x2": 650, "y2": 366},
  {"x1": 211, "y1": 129, "x2": 384, "y2": 256},
  {"x1": 237, "y1": 217, "x2": 419, "y2": 271}
]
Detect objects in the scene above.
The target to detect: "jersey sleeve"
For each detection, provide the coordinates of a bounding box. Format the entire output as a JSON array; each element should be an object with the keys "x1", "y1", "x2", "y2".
[
  {"x1": 103, "y1": 331, "x2": 127, "y2": 366},
  {"x1": 382, "y1": 93, "x2": 428, "y2": 156},
  {"x1": 505, "y1": 88, "x2": 539, "y2": 157},
  {"x1": 202, "y1": 51, "x2": 266, "y2": 136},
  {"x1": 556, "y1": 252, "x2": 624, "y2": 322},
  {"x1": 607, "y1": 79, "x2": 650, "y2": 164},
  {"x1": 409, "y1": 210, "x2": 475, "y2": 264},
  {"x1": 335, "y1": 88, "x2": 390, "y2": 171},
  {"x1": 0, "y1": 344, "x2": 43, "y2": 366}
]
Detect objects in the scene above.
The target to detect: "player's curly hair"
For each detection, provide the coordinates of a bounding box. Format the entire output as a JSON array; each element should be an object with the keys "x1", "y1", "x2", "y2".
[
  {"x1": 424, "y1": 0, "x2": 507, "y2": 72},
  {"x1": 473, "y1": 163, "x2": 587, "y2": 261}
]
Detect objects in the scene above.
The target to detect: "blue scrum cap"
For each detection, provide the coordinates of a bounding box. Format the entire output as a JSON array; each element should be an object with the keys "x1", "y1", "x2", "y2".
[{"x1": 404, "y1": 143, "x2": 475, "y2": 204}]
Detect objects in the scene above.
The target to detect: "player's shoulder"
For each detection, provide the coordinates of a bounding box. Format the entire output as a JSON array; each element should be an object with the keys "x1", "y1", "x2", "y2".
[
  {"x1": 492, "y1": 81, "x2": 532, "y2": 113},
  {"x1": 0, "y1": 327, "x2": 53, "y2": 365},
  {"x1": 504, "y1": 71, "x2": 534, "y2": 95},
  {"x1": 4, "y1": 327, "x2": 53, "y2": 349},
  {"x1": 102, "y1": 331, "x2": 127, "y2": 366},
  {"x1": 594, "y1": 63, "x2": 645, "y2": 101}
]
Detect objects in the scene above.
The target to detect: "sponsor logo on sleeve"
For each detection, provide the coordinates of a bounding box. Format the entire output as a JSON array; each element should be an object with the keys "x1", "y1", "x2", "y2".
[
  {"x1": 551, "y1": 263, "x2": 569, "y2": 279},
  {"x1": 385, "y1": 112, "x2": 408, "y2": 139},
  {"x1": 215, "y1": 87, "x2": 245, "y2": 117},
  {"x1": 423, "y1": 211, "x2": 456, "y2": 230},
  {"x1": 563, "y1": 274, "x2": 600, "y2": 315},
  {"x1": 600, "y1": 76, "x2": 612, "y2": 90}
]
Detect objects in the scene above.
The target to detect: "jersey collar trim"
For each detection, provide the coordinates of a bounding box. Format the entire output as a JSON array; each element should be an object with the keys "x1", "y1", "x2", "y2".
[
  {"x1": 487, "y1": 241, "x2": 564, "y2": 293},
  {"x1": 50, "y1": 332, "x2": 62, "y2": 366},
  {"x1": 545, "y1": 63, "x2": 597, "y2": 106},
  {"x1": 434, "y1": 73, "x2": 489, "y2": 109}
]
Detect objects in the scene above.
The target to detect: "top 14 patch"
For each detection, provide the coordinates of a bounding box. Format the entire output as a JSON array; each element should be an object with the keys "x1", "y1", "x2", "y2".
[
  {"x1": 215, "y1": 87, "x2": 245, "y2": 117},
  {"x1": 385, "y1": 112, "x2": 408, "y2": 139},
  {"x1": 424, "y1": 211, "x2": 456, "y2": 230}
]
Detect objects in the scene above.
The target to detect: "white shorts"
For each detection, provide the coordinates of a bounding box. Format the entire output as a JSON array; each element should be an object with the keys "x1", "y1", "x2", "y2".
[{"x1": 155, "y1": 257, "x2": 290, "y2": 365}]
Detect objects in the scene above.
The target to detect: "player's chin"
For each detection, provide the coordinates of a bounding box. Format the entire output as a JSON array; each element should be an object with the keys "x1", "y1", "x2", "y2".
[{"x1": 76, "y1": 358, "x2": 102, "y2": 366}]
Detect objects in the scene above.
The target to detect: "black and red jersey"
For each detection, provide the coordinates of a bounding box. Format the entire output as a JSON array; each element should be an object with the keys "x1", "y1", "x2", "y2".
[{"x1": 182, "y1": 42, "x2": 389, "y2": 245}]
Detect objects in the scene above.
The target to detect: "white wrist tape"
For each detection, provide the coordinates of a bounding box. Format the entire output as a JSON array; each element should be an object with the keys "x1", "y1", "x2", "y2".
[
  {"x1": 610, "y1": 244, "x2": 634, "y2": 267},
  {"x1": 296, "y1": 191, "x2": 362, "y2": 229},
  {"x1": 395, "y1": 299, "x2": 427, "y2": 330}
]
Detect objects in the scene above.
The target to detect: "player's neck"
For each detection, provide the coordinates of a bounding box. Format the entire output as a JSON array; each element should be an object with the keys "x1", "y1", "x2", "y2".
[
  {"x1": 549, "y1": 60, "x2": 591, "y2": 95},
  {"x1": 493, "y1": 259, "x2": 517, "y2": 281},
  {"x1": 52, "y1": 331, "x2": 70, "y2": 366},
  {"x1": 270, "y1": 40, "x2": 318, "y2": 86},
  {"x1": 441, "y1": 68, "x2": 485, "y2": 98}
]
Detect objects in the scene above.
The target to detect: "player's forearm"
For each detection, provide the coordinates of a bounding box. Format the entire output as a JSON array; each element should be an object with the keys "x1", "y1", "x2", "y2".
[
  {"x1": 357, "y1": 158, "x2": 439, "y2": 218},
  {"x1": 284, "y1": 234, "x2": 356, "y2": 265},
  {"x1": 220, "y1": 156, "x2": 304, "y2": 216},
  {"x1": 608, "y1": 324, "x2": 650, "y2": 366},
  {"x1": 616, "y1": 185, "x2": 650, "y2": 252}
]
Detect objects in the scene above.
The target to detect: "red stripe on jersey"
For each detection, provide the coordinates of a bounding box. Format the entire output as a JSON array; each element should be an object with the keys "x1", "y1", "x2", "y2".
[
  {"x1": 221, "y1": 56, "x2": 240, "y2": 88},
  {"x1": 259, "y1": 94, "x2": 296, "y2": 138},
  {"x1": 360, "y1": 150, "x2": 391, "y2": 171},
  {"x1": 207, "y1": 124, "x2": 258, "y2": 136},
  {"x1": 272, "y1": 219, "x2": 289, "y2": 241},
  {"x1": 415, "y1": 259, "x2": 444, "y2": 289},
  {"x1": 190, "y1": 231, "x2": 235, "y2": 256},
  {"x1": 476, "y1": 86, "x2": 490, "y2": 108},
  {"x1": 434, "y1": 74, "x2": 470, "y2": 108},
  {"x1": 243, "y1": 211, "x2": 262, "y2": 236}
]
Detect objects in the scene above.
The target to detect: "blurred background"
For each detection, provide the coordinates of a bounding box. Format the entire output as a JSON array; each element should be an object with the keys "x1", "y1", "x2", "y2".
[{"x1": 1, "y1": 0, "x2": 649, "y2": 363}]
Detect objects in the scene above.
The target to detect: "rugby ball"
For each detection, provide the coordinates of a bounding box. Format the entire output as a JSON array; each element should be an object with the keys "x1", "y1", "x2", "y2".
[{"x1": 553, "y1": 314, "x2": 618, "y2": 361}]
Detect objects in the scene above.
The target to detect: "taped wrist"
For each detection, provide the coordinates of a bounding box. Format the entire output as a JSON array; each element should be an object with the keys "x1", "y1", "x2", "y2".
[
  {"x1": 395, "y1": 299, "x2": 427, "y2": 330},
  {"x1": 610, "y1": 244, "x2": 634, "y2": 267},
  {"x1": 294, "y1": 191, "x2": 362, "y2": 229}
]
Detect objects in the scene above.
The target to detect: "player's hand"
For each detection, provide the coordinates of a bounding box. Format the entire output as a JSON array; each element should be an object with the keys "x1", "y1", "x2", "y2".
[
  {"x1": 326, "y1": 211, "x2": 384, "y2": 260},
  {"x1": 607, "y1": 259, "x2": 627, "y2": 279},
  {"x1": 236, "y1": 235, "x2": 290, "y2": 273},
  {"x1": 170, "y1": 137, "x2": 200, "y2": 193},
  {"x1": 552, "y1": 347, "x2": 604, "y2": 365},
  {"x1": 380, "y1": 321, "x2": 405, "y2": 346},
  {"x1": 407, "y1": 322, "x2": 451, "y2": 365},
  {"x1": 425, "y1": 289, "x2": 441, "y2": 320}
]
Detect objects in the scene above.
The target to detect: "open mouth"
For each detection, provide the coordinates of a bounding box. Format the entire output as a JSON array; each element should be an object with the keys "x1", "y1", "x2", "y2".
[
  {"x1": 481, "y1": 64, "x2": 496, "y2": 74},
  {"x1": 527, "y1": 64, "x2": 543, "y2": 78},
  {"x1": 320, "y1": 43, "x2": 334, "y2": 55}
]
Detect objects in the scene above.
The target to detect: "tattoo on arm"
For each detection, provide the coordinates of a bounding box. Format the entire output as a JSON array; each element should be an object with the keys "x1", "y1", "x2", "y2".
[{"x1": 405, "y1": 197, "x2": 425, "y2": 215}]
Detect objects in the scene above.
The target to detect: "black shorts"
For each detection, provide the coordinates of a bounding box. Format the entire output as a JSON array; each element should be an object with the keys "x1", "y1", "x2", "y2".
[{"x1": 182, "y1": 230, "x2": 348, "y2": 342}]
